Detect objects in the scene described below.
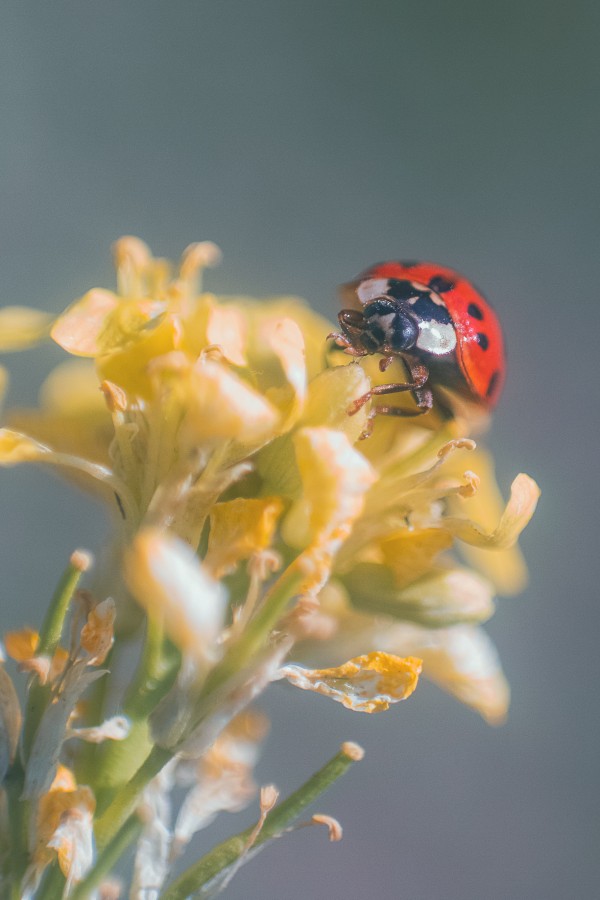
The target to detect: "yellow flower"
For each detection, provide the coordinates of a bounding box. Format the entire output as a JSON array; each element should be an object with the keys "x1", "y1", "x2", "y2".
[{"x1": 0, "y1": 237, "x2": 539, "y2": 724}]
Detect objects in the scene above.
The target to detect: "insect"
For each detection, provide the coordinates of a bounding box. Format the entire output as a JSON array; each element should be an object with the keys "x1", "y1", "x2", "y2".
[{"x1": 329, "y1": 260, "x2": 505, "y2": 431}]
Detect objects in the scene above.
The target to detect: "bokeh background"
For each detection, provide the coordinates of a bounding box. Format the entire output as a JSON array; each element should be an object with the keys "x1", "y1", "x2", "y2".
[{"x1": 1, "y1": 2, "x2": 599, "y2": 898}]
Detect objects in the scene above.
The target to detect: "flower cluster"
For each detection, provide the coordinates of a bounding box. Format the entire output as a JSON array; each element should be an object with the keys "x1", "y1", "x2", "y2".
[{"x1": 0, "y1": 238, "x2": 539, "y2": 896}]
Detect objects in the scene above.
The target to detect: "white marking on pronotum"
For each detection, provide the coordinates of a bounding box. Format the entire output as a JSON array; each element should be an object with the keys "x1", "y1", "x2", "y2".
[
  {"x1": 356, "y1": 278, "x2": 390, "y2": 305},
  {"x1": 416, "y1": 321, "x2": 457, "y2": 355}
]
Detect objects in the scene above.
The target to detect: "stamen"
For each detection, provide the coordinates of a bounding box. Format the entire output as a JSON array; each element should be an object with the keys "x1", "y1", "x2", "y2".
[
  {"x1": 113, "y1": 236, "x2": 152, "y2": 297},
  {"x1": 179, "y1": 241, "x2": 222, "y2": 292}
]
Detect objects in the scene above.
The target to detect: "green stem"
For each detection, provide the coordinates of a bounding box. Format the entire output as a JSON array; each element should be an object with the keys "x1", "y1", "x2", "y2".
[
  {"x1": 4, "y1": 760, "x2": 28, "y2": 891},
  {"x1": 70, "y1": 814, "x2": 144, "y2": 900},
  {"x1": 201, "y1": 562, "x2": 304, "y2": 703},
  {"x1": 38, "y1": 552, "x2": 89, "y2": 658},
  {"x1": 160, "y1": 742, "x2": 364, "y2": 900},
  {"x1": 94, "y1": 560, "x2": 301, "y2": 850},
  {"x1": 23, "y1": 552, "x2": 89, "y2": 759},
  {"x1": 36, "y1": 861, "x2": 66, "y2": 900},
  {"x1": 92, "y1": 620, "x2": 179, "y2": 812},
  {"x1": 93, "y1": 744, "x2": 172, "y2": 849}
]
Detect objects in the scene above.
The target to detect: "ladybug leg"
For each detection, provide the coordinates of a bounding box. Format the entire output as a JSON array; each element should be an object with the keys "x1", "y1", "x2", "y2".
[
  {"x1": 379, "y1": 355, "x2": 395, "y2": 373},
  {"x1": 347, "y1": 363, "x2": 429, "y2": 416},
  {"x1": 359, "y1": 387, "x2": 433, "y2": 439},
  {"x1": 326, "y1": 332, "x2": 370, "y2": 356}
]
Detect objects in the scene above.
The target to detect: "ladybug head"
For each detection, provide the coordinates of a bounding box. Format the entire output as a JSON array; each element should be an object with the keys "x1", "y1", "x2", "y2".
[{"x1": 361, "y1": 298, "x2": 419, "y2": 353}]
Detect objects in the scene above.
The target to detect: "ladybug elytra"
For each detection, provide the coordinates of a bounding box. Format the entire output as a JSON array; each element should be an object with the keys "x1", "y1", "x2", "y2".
[{"x1": 329, "y1": 261, "x2": 506, "y2": 431}]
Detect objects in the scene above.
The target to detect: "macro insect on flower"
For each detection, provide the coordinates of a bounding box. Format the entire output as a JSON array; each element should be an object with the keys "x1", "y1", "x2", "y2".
[
  {"x1": 0, "y1": 239, "x2": 538, "y2": 897},
  {"x1": 329, "y1": 260, "x2": 505, "y2": 435}
]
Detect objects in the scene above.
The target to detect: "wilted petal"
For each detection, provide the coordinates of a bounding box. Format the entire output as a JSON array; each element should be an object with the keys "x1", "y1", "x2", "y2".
[
  {"x1": 4, "y1": 626, "x2": 39, "y2": 661},
  {"x1": 80, "y1": 598, "x2": 116, "y2": 664},
  {"x1": 4, "y1": 627, "x2": 68, "y2": 683},
  {"x1": 205, "y1": 497, "x2": 284, "y2": 578},
  {"x1": 130, "y1": 767, "x2": 174, "y2": 900},
  {"x1": 279, "y1": 651, "x2": 422, "y2": 712},
  {"x1": 0, "y1": 306, "x2": 53, "y2": 351},
  {"x1": 67, "y1": 715, "x2": 130, "y2": 744},
  {"x1": 445, "y1": 473, "x2": 540, "y2": 550},
  {"x1": 124, "y1": 529, "x2": 227, "y2": 666},
  {"x1": 386, "y1": 623, "x2": 510, "y2": 724},
  {"x1": 173, "y1": 712, "x2": 266, "y2": 854},
  {"x1": 47, "y1": 803, "x2": 94, "y2": 891},
  {"x1": 34, "y1": 781, "x2": 95, "y2": 888}
]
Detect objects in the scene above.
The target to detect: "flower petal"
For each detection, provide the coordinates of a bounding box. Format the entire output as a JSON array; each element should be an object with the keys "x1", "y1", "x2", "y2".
[
  {"x1": 50, "y1": 289, "x2": 121, "y2": 356},
  {"x1": 124, "y1": 529, "x2": 227, "y2": 667},
  {"x1": 300, "y1": 363, "x2": 370, "y2": 445},
  {"x1": 0, "y1": 428, "x2": 51, "y2": 464},
  {"x1": 279, "y1": 651, "x2": 422, "y2": 712},
  {"x1": 379, "y1": 527, "x2": 454, "y2": 588},
  {"x1": 385, "y1": 623, "x2": 510, "y2": 724},
  {"x1": 292, "y1": 427, "x2": 375, "y2": 547},
  {"x1": 206, "y1": 304, "x2": 248, "y2": 366},
  {"x1": 205, "y1": 497, "x2": 284, "y2": 578},
  {"x1": 0, "y1": 306, "x2": 53, "y2": 351},
  {"x1": 445, "y1": 473, "x2": 540, "y2": 550},
  {"x1": 258, "y1": 317, "x2": 307, "y2": 429},
  {"x1": 342, "y1": 563, "x2": 495, "y2": 627},
  {"x1": 180, "y1": 358, "x2": 280, "y2": 446}
]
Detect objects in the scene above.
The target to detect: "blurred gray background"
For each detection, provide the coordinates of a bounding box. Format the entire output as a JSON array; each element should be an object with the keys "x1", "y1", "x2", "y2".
[{"x1": 1, "y1": 1, "x2": 599, "y2": 898}]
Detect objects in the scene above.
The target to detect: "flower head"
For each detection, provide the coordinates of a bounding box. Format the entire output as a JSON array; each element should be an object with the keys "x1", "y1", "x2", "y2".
[{"x1": 0, "y1": 238, "x2": 539, "y2": 726}]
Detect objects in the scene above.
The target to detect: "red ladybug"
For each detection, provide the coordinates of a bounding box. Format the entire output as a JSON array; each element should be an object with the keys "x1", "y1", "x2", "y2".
[{"x1": 329, "y1": 260, "x2": 505, "y2": 427}]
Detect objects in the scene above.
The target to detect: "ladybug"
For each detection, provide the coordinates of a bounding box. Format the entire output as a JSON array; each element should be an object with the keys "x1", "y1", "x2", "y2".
[{"x1": 329, "y1": 260, "x2": 505, "y2": 430}]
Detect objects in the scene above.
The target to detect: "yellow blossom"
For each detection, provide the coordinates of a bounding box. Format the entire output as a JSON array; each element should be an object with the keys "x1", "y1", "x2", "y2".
[{"x1": 0, "y1": 237, "x2": 539, "y2": 725}]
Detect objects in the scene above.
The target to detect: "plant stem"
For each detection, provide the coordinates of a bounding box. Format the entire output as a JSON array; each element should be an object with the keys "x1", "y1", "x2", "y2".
[
  {"x1": 70, "y1": 814, "x2": 144, "y2": 900},
  {"x1": 92, "y1": 620, "x2": 179, "y2": 813},
  {"x1": 23, "y1": 552, "x2": 89, "y2": 760},
  {"x1": 36, "y1": 861, "x2": 65, "y2": 900},
  {"x1": 4, "y1": 760, "x2": 28, "y2": 891},
  {"x1": 93, "y1": 743, "x2": 172, "y2": 849},
  {"x1": 159, "y1": 741, "x2": 364, "y2": 900}
]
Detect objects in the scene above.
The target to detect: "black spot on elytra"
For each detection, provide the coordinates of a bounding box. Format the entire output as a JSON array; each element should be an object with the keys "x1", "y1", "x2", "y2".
[
  {"x1": 476, "y1": 332, "x2": 489, "y2": 351},
  {"x1": 486, "y1": 370, "x2": 500, "y2": 398},
  {"x1": 467, "y1": 302, "x2": 484, "y2": 320},
  {"x1": 411, "y1": 292, "x2": 452, "y2": 324},
  {"x1": 428, "y1": 275, "x2": 454, "y2": 293},
  {"x1": 399, "y1": 260, "x2": 419, "y2": 268}
]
